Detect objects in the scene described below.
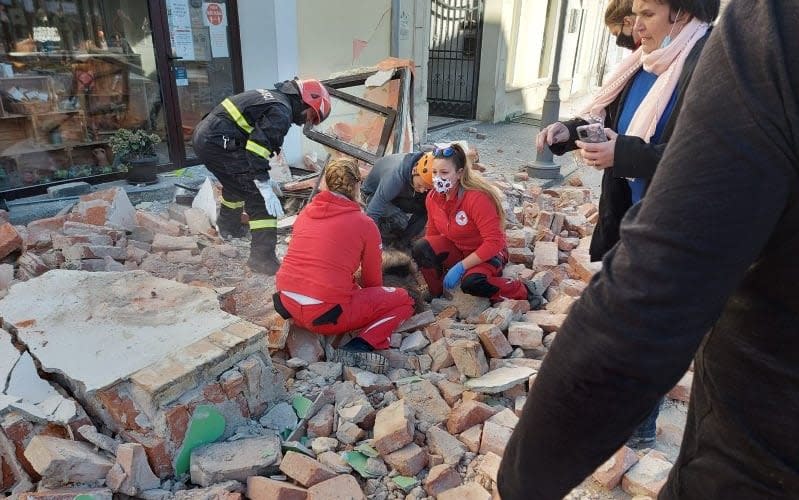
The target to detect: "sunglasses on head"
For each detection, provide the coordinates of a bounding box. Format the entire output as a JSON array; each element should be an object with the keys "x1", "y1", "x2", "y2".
[{"x1": 433, "y1": 145, "x2": 456, "y2": 158}]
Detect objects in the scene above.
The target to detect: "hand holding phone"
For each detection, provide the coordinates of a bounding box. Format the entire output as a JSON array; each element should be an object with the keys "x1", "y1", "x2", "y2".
[{"x1": 576, "y1": 123, "x2": 608, "y2": 143}]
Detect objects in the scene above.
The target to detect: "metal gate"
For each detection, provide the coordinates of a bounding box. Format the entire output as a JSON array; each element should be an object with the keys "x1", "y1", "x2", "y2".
[{"x1": 428, "y1": 0, "x2": 485, "y2": 119}]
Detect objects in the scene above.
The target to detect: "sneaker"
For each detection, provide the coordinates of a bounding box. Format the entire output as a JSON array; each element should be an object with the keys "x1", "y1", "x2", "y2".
[{"x1": 626, "y1": 435, "x2": 656, "y2": 450}]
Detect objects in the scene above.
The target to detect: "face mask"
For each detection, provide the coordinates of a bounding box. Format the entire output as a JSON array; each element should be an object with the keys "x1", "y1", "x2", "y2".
[
  {"x1": 433, "y1": 175, "x2": 453, "y2": 194},
  {"x1": 615, "y1": 32, "x2": 637, "y2": 50},
  {"x1": 660, "y1": 9, "x2": 681, "y2": 49}
]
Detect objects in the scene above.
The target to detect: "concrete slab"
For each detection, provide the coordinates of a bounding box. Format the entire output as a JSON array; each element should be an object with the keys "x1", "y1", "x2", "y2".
[{"x1": 0, "y1": 270, "x2": 240, "y2": 395}]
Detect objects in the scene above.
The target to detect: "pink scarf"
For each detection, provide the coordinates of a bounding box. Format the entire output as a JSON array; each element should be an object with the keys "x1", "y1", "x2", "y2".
[{"x1": 582, "y1": 19, "x2": 708, "y2": 143}]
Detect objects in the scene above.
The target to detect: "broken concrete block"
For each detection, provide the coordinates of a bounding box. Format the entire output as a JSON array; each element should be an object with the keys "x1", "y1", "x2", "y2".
[
  {"x1": 287, "y1": 325, "x2": 324, "y2": 363},
  {"x1": 260, "y1": 402, "x2": 299, "y2": 431},
  {"x1": 424, "y1": 463, "x2": 462, "y2": 496},
  {"x1": 311, "y1": 437, "x2": 339, "y2": 455},
  {"x1": 593, "y1": 446, "x2": 639, "y2": 490},
  {"x1": 24, "y1": 435, "x2": 114, "y2": 487},
  {"x1": 307, "y1": 404, "x2": 335, "y2": 438},
  {"x1": 464, "y1": 366, "x2": 534, "y2": 394},
  {"x1": 79, "y1": 187, "x2": 137, "y2": 230},
  {"x1": 400, "y1": 330, "x2": 430, "y2": 352},
  {"x1": 336, "y1": 421, "x2": 365, "y2": 445},
  {"x1": 184, "y1": 208, "x2": 214, "y2": 236},
  {"x1": 449, "y1": 290, "x2": 491, "y2": 320},
  {"x1": 427, "y1": 425, "x2": 467, "y2": 465},
  {"x1": 337, "y1": 397, "x2": 374, "y2": 425},
  {"x1": 173, "y1": 480, "x2": 243, "y2": 500},
  {"x1": 397, "y1": 310, "x2": 436, "y2": 333},
  {"x1": 248, "y1": 476, "x2": 308, "y2": 500},
  {"x1": 151, "y1": 234, "x2": 198, "y2": 253},
  {"x1": 621, "y1": 450, "x2": 672, "y2": 497},
  {"x1": 317, "y1": 451, "x2": 352, "y2": 474},
  {"x1": 373, "y1": 400, "x2": 415, "y2": 456},
  {"x1": 396, "y1": 379, "x2": 451, "y2": 425},
  {"x1": 447, "y1": 400, "x2": 497, "y2": 435},
  {"x1": 308, "y1": 362, "x2": 343, "y2": 381},
  {"x1": 105, "y1": 443, "x2": 160, "y2": 496},
  {"x1": 279, "y1": 450, "x2": 337, "y2": 488},
  {"x1": 342, "y1": 367, "x2": 393, "y2": 393},
  {"x1": 307, "y1": 474, "x2": 365, "y2": 500},
  {"x1": 508, "y1": 247, "x2": 534, "y2": 265},
  {"x1": 383, "y1": 442, "x2": 428, "y2": 476},
  {"x1": 451, "y1": 340, "x2": 489, "y2": 378},
  {"x1": 476, "y1": 451, "x2": 502, "y2": 483},
  {"x1": 437, "y1": 482, "x2": 492, "y2": 500},
  {"x1": 476, "y1": 325, "x2": 513, "y2": 359},
  {"x1": 190, "y1": 435, "x2": 281, "y2": 487},
  {"x1": 0, "y1": 223, "x2": 23, "y2": 260},
  {"x1": 507, "y1": 322, "x2": 544, "y2": 349}
]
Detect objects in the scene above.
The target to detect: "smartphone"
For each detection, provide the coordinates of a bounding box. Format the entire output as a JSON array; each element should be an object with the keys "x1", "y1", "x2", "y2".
[{"x1": 576, "y1": 123, "x2": 608, "y2": 143}]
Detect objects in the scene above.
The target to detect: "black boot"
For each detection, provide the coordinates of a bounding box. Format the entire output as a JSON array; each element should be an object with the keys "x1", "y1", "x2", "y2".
[
  {"x1": 524, "y1": 280, "x2": 545, "y2": 310},
  {"x1": 333, "y1": 337, "x2": 388, "y2": 374},
  {"x1": 248, "y1": 228, "x2": 280, "y2": 275},
  {"x1": 217, "y1": 205, "x2": 248, "y2": 239}
]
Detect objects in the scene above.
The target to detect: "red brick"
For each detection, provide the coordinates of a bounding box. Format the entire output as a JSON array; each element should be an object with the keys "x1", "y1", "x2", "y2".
[
  {"x1": 307, "y1": 474, "x2": 365, "y2": 500},
  {"x1": 450, "y1": 340, "x2": 489, "y2": 378},
  {"x1": 458, "y1": 424, "x2": 482, "y2": 453},
  {"x1": 437, "y1": 482, "x2": 491, "y2": 500},
  {"x1": 164, "y1": 405, "x2": 190, "y2": 444},
  {"x1": 120, "y1": 431, "x2": 172, "y2": 478},
  {"x1": 0, "y1": 223, "x2": 22, "y2": 260},
  {"x1": 477, "y1": 325, "x2": 513, "y2": 359},
  {"x1": 507, "y1": 322, "x2": 543, "y2": 349},
  {"x1": 248, "y1": 476, "x2": 308, "y2": 500},
  {"x1": 201, "y1": 383, "x2": 227, "y2": 404},
  {"x1": 373, "y1": 400, "x2": 415, "y2": 456},
  {"x1": 523, "y1": 311, "x2": 566, "y2": 333},
  {"x1": 592, "y1": 446, "x2": 638, "y2": 490},
  {"x1": 447, "y1": 400, "x2": 497, "y2": 435},
  {"x1": 220, "y1": 370, "x2": 246, "y2": 398},
  {"x1": 436, "y1": 380, "x2": 466, "y2": 406},
  {"x1": 384, "y1": 443, "x2": 428, "y2": 476},
  {"x1": 424, "y1": 464, "x2": 462, "y2": 496},
  {"x1": 307, "y1": 404, "x2": 335, "y2": 438},
  {"x1": 96, "y1": 387, "x2": 146, "y2": 433},
  {"x1": 279, "y1": 451, "x2": 337, "y2": 488},
  {"x1": 479, "y1": 420, "x2": 513, "y2": 457},
  {"x1": 136, "y1": 211, "x2": 182, "y2": 236}
]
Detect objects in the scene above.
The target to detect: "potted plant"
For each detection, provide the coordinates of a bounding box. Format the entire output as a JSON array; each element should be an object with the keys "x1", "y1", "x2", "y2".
[{"x1": 109, "y1": 128, "x2": 161, "y2": 185}]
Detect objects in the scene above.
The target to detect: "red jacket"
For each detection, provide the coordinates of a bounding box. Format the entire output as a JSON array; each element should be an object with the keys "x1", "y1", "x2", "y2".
[
  {"x1": 425, "y1": 187, "x2": 506, "y2": 261},
  {"x1": 276, "y1": 191, "x2": 383, "y2": 303}
]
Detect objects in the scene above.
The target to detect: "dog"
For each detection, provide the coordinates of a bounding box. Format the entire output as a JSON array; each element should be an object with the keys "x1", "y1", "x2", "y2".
[{"x1": 354, "y1": 247, "x2": 424, "y2": 314}]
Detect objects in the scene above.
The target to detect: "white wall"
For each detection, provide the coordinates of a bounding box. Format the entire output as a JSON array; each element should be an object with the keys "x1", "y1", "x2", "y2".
[{"x1": 236, "y1": 0, "x2": 302, "y2": 162}]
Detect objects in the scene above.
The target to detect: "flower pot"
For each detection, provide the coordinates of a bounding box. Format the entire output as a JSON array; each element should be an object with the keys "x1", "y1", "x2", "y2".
[{"x1": 126, "y1": 155, "x2": 159, "y2": 185}]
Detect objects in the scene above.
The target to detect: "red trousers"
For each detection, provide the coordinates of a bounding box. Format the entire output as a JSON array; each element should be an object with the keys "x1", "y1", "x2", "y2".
[
  {"x1": 419, "y1": 235, "x2": 529, "y2": 301},
  {"x1": 279, "y1": 287, "x2": 414, "y2": 350}
]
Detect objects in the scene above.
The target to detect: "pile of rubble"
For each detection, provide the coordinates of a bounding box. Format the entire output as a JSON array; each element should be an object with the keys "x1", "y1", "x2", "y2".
[{"x1": 0, "y1": 178, "x2": 692, "y2": 499}]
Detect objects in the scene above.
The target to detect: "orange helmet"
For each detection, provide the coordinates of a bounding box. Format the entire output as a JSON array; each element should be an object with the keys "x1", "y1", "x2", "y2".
[
  {"x1": 413, "y1": 152, "x2": 434, "y2": 187},
  {"x1": 295, "y1": 79, "x2": 331, "y2": 125}
]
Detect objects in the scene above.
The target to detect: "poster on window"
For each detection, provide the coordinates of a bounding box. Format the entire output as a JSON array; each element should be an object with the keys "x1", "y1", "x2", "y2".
[
  {"x1": 202, "y1": 3, "x2": 228, "y2": 27},
  {"x1": 168, "y1": 0, "x2": 195, "y2": 61}
]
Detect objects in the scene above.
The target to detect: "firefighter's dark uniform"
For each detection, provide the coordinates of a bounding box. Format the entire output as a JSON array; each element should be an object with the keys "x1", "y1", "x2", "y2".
[{"x1": 192, "y1": 89, "x2": 295, "y2": 272}]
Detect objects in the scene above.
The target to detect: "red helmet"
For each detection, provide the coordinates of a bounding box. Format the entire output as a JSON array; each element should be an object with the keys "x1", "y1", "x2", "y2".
[{"x1": 295, "y1": 79, "x2": 331, "y2": 125}]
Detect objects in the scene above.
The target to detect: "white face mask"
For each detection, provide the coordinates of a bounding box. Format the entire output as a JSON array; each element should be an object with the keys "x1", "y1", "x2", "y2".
[{"x1": 433, "y1": 176, "x2": 453, "y2": 194}]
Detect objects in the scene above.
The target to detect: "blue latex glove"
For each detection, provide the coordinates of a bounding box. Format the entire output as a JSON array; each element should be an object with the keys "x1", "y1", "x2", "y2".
[
  {"x1": 253, "y1": 179, "x2": 285, "y2": 217},
  {"x1": 443, "y1": 261, "x2": 466, "y2": 289}
]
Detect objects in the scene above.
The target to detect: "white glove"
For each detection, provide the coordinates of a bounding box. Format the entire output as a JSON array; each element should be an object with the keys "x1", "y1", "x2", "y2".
[{"x1": 253, "y1": 179, "x2": 284, "y2": 218}]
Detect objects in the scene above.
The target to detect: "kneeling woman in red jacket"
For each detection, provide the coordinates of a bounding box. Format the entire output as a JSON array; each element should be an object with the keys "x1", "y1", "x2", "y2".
[
  {"x1": 413, "y1": 143, "x2": 541, "y2": 306},
  {"x1": 275, "y1": 158, "x2": 415, "y2": 371}
]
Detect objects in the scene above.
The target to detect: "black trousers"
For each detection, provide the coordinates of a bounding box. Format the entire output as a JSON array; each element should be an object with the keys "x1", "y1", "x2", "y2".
[{"x1": 192, "y1": 117, "x2": 271, "y2": 224}]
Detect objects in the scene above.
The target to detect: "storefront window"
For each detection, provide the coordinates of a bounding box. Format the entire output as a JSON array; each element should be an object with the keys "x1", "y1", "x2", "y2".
[{"x1": 0, "y1": 0, "x2": 166, "y2": 192}]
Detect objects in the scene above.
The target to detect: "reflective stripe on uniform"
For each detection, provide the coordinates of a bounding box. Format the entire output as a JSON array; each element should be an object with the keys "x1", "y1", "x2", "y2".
[
  {"x1": 220, "y1": 197, "x2": 245, "y2": 209},
  {"x1": 249, "y1": 219, "x2": 277, "y2": 230},
  {"x1": 221, "y1": 98, "x2": 253, "y2": 134},
  {"x1": 245, "y1": 140, "x2": 271, "y2": 158}
]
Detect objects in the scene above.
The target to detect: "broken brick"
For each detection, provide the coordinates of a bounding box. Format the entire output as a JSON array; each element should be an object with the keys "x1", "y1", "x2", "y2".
[
  {"x1": 384, "y1": 442, "x2": 428, "y2": 476},
  {"x1": 0, "y1": 223, "x2": 23, "y2": 260},
  {"x1": 424, "y1": 464, "x2": 462, "y2": 496},
  {"x1": 476, "y1": 325, "x2": 513, "y2": 359},
  {"x1": 450, "y1": 340, "x2": 489, "y2": 378},
  {"x1": 279, "y1": 451, "x2": 337, "y2": 488},
  {"x1": 24, "y1": 435, "x2": 114, "y2": 488},
  {"x1": 307, "y1": 474, "x2": 365, "y2": 500},
  {"x1": 437, "y1": 482, "x2": 492, "y2": 500},
  {"x1": 507, "y1": 322, "x2": 543, "y2": 349},
  {"x1": 248, "y1": 476, "x2": 308, "y2": 500},
  {"x1": 307, "y1": 404, "x2": 335, "y2": 438},
  {"x1": 447, "y1": 400, "x2": 497, "y2": 435},
  {"x1": 592, "y1": 446, "x2": 639, "y2": 490},
  {"x1": 458, "y1": 424, "x2": 483, "y2": 453},
  {"x1": 373, "y1": 400, "x2": 415, "y2": 456}
]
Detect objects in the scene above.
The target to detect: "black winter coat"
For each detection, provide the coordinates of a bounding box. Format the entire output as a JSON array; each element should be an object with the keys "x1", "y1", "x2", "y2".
[
  {"x1": 498, "y1": 1, "x2": 799, "y2": 498},
  {"x1": 550, "y1": 33, "x2": 709, "y2": 261}
]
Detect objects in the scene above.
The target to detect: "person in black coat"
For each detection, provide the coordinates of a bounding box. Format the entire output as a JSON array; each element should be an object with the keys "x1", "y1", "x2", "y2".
[
  {"x1": 499, "y1": 0, "x2": 799, "y2": 498},
  {"x1": 539, "y1": 0, "x2": 718, "y2": 448},
  {"x1": 537, "y1": 0, "x2": 715, "y2": 263}
]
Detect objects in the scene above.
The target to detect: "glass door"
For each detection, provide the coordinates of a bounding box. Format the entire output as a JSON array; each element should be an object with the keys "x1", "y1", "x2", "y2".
[{"x1": 160, "y1": 0, "x2": 242, "y2": 165}]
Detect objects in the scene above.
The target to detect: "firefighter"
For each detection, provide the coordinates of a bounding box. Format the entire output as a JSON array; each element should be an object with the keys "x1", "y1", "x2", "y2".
[
  {"x1": 192, "y1": 79, "x2": 331, "y2": 274},
  {"x1": 361, "y1": 151, "x2": 434, "y2": 248}
]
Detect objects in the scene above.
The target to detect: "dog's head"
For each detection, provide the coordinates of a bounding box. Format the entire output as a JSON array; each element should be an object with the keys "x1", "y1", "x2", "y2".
[{"x1": 380, "y1": 248, "x2": 425, "y2": 314}]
